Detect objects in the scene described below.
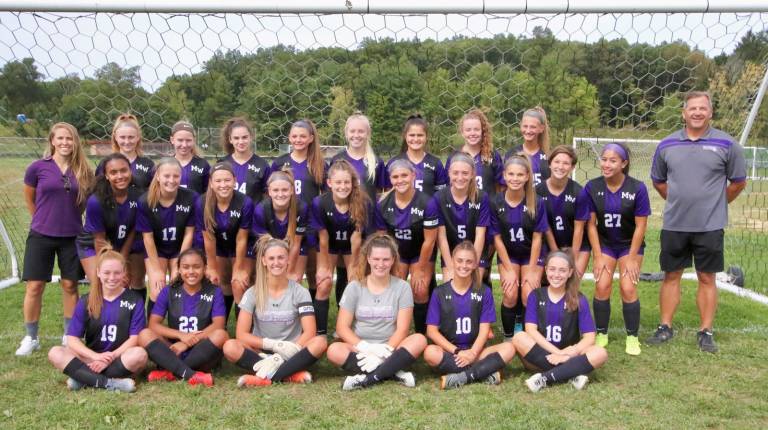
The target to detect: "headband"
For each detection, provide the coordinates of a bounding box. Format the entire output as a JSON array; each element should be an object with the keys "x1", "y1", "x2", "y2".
[{"x1": 602, "y1": 143, "x2": 628, "y2": 161}]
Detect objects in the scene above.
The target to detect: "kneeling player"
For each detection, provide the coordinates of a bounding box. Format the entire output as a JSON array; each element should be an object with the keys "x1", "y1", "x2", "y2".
[
  {"x1": 423, "y1": 242, "x2": 515, "y2": 389},
  {"x1": 512, "y1": 251, "x2": 607, "y2": 392}
]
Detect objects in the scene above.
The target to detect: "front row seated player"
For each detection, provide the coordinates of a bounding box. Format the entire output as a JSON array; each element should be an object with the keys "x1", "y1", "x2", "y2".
[
  {"x1": 48, "y1": 248, "x2": 147, "y2": 392},
  {"x1": 512, "y1": 250, "x2": 608, "y2": 393}
]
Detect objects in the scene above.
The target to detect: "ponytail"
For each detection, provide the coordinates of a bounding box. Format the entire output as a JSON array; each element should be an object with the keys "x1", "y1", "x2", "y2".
[{"x1": 88, "y1": 247, "x2": 127, "y2": 319}]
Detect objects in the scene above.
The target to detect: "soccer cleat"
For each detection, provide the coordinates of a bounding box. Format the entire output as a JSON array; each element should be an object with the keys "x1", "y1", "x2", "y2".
[
  {"x1": 570, "y1": 375, "x2": 589, "y2": 390},
  {"x1": 595, "y1": 333, "x2": 609, "y2": 348},
  {"x1": 341, "y1": 374, "x2": 368, "y2": 391},
  {"x1": 646, "y1": 324, "x2": 674, "y2": 345},
  {"x1": 440, "y1": 372, "x2": 468, "y2": 390},
  {"x1": 187, "y1": 371, "x2": 214, "y2": 387},
  {"x1": 697, "y1": 330, "x2": 718, "y2": 354},
  {"x1": 525, "y1": 373, "x2": 547, "y2": 393},
  {"x1": 147, "y1": 369, "x2": 176, "y2": 382},
  {"x1": 484, "y1": 371, "x2": 503, "y2": 386},
  {"x1": 393, "y1": 370, "x2": 416, "y2": 388},
  {"x1": 104, "y1": 378, "x2": 136, "y2": 393},
  {"x1": 625, "y1": 335, "x2": 641, "y2": 356},
  {"x1": 237, "y1": 375, "x2": 272, "y2": 387},
  {"x1": 66, "y1": 377, "x2": 84, "y2": 391},
  {"x1": 283, "y1": 371, "x2": 312, "y2": 384},
  {"x1": 15, "y1": 336, "x2": 40, "y2": 356}
]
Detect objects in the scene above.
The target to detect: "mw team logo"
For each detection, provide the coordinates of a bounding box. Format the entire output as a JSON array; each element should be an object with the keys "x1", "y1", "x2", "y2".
[
  {"x1": 565, "y1": 194, "x2": 576, "y2": 203},
  {"x1": 471, "y1": 292, "x2": 482, "y2": 302},
  {"x1": 622, "y1": 192, "x2": 636, "y2": 201},
  {"x1": 469, "y1": 202, "x2": 481, "y2": 210},
  {"x1": 120, "y1": 300, "x2": 136, "y2": 310},
  {"x1": 230, "y1": 210, "x2": 241, "y2": 218},
  {"x1": 410, "y1": 207, "x2": 424, "y2": 216},
  {"x1": 135, "y1": 164, "x2": 150, "y2": 172},
  {"x1": 191, "y1": 165, "x2": 204, "y2": 174},
  {"x1": 424, "y1": 162, "x2": 435, "y2": 170},
  {"x1": 248, "y1": 164, "x2": 261, "y2": 173},
  {"x1": 129, "y1": 201, "x2": 138, "y2": 208},
  {"x1": 176, "y1": 205, "x2": 190, "y2": 213},
  {"x1": 200, "y1": 294, "x2": 214, "y2": 302}
]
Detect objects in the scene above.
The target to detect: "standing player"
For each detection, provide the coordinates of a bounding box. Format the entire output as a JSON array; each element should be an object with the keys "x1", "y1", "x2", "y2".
[
  {"x1": 423, "y1": 242, "x2": 515, "y2": 390},
  {"x1": 648, "y1": 91, "x2": 746, "y2": 353},
  {"x1": 583, "y1": 143, "x2": 650, "y2": 355},
  {"x1": 170, "y1": 120, "x2": 210, "y2": 195},
  {"x1": 446, "y1": 109, "x2": 504, "y2": 196},
  {"x1": 47, "y1": 248, "x2": 147, "y2": 392},
  {"x1": 512, "y1": 251, "x2": 607, "y2": 392},
  {"x1": 312, "y1": 160, "x2": 371, "y2": 335},
  {"x1": 536, "y1": 145, "x2": 591, "y2": 277},
  {"x1": 96, "y1": 114, "x2": 155, "y2": 191},
  {"x1": 374, "y1": 159, "x2": 439, "y2": 334},
  {"x1": 386, "y1": 114, "x2": 448, "y2": 195},
  {"x1": 491, "y1": 155, "x2": 549, "y2": 340},
  {"x1": 219, "y1": 117, "x2": 271, "y2": 203},
  {"x1": 326, "y1": 233, "x2": 427, "y2": 391},
  {"x1": 224, "y1": 236, "x2": 327, "y2": 386},
  {"x1": 17, "y1": 122, "x2": 94, "y2": 356},
  {"x1": 139, "y1": 248, "x2": 227, "y2": 387},
  {"x1": 506, "y1": 107, "x2": 551, "y2": 186}
]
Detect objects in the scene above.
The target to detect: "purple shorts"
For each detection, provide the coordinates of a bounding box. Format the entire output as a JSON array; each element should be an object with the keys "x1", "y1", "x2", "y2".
[
  {"x1": 508, "y1": 254, "x2": 545, "y2": 267},
  {"x1": 601, "y1": 245, "x2": 644, "y2": 260}
]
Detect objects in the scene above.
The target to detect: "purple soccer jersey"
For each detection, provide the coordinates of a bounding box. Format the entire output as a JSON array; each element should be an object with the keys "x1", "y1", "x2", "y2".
[
  {"x1": 505, "y1": 146, "x2": 550, "y2": 186},
  {"x1": 271, "y1": 154, "x2": 326, "y2": 206},
  {"x1": 194, "y1": 194, "x2": 254, "y2": 257},
  {"x1": 136, "y1": 190, "x2": 197, "y2": 258},
  {"x1": 83, "y1": 193, "x2": 139, "y2": 251},
  {"x1": 536, "y1": 180, "x2": 590, "y2": 250},
  {"x1": 24, "y1": 158, "x2": 83, "y2": 237},
  {"x1": 67, "y1": 290, "x2": 146, "y2": 353},
  {"x1": 330, "y1": 150, "x2": 388, "y2": 202},
  {"x1": 384, "y1": 152, "x2": 448, "y2": 195},
  {"x1": 445, "y1": 150, "x2": 505, "y2": 195},
  {"x1": 582, "y1": 176, "x2": 651, "y2": 249},
  {"x1": 490, "y1": 195, "x2": 549, "y2": 262},
  {"x1": 426, "y1": 284, "x2": 496, "y2": 350},
  {"x1": 310, "y1": 194, "x2": 361, "y2": 255},
  {"x1": 221, "y1": 153, "x2": 271, "y2": 203},
  {"x1": 179, "y1": 156, "x2": 210, "y2": 195},
  {"x1": 96, "y1": 155, "x2": 155, "y2": 190},
  {"x1": 525, "y1": 291, "x2": 595, "y2": 349},
  {"x1": 251, "y1": 199, "x2": 309, "y2": 242},
  {"x1": 374, "y1": 192, "x2": 439, "y2": 263},
  {"x1": 151, "y1": 284, "x2": 227, "y2": 325},
  {"x1": 431, "y1": 190, "x2": 491, "y2": 248}
]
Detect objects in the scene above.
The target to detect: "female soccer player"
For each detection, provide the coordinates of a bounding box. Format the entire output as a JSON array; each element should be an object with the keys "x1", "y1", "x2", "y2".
[
  {"x1": 327, "y1": 233, "x2": 426, "y2": 391},
  {"x1": 224, "y1": 235, "x2": 327, "y2": 386},
  {"x1": 432, "y1": 152, "x2": 491, "y2": 281},
  {"x1": 446, "y1": 109, "x2": 504, "y2": 196},
  {"x1": 583, "y1": 143, "x2": 650, "y2": 355},
  {"x1": 97, "y1": 114, "x2": 154, "y2": 190},
  {"x1": 78, "y1": 153, "x2": 143, "y2": 297},
  {"x1": 171, "y1": 120, "x2": 210, "y2": 195},
  {"x1": 138, "y1": 248, "x2": 227, "y2": 387},
  {"x1": 195, "y1": 162, "x2": 254, "y2": 321},
  {"x1": 386, "y1": 114, "x2": 448, "y2": 195},
  {"x1": 512, "y1": 251, "x2": 608, "y2": 392},
  {"x1": 47, "y1": 248, "x2": 147, "y2": 392},
  {"x1": 423, "y1": 242, "x2": 515, "y2": 390},
  {"x1": 491, "y1": 155, "x2": 549, "y2": 340},
  {"x1": 312, "y1": 160, "x2": 371, "y2": 335},
  {"x1": 374, "y1": 159, "x2": 439, "y2": 334},
  {"x1": 251, "y1": 170, "x2": 308, "y2": 282},
  {"x1": 17, "y1": 122, "x2": 94, "y2": 356},
  {"x1": 330, "y1": 112, "x2": 387, "y2": 202},
  {"x1": 136, "y1": 157, "x2": 197, "y2": 312},
  {"x1": 506, "y1": 107, "x2": 551, "y2": 186},
  {"x1": 219, "y1": 117, "x2": 271, "y2": 203},
  {"x1": 536, "y1": 145, "x2": 591, "y2": 277}
]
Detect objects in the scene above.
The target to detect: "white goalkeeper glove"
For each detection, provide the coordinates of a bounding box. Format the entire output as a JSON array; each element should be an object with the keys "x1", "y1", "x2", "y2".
[
  {"x1": 356, "y1": 351, "x2": 384, "y2": 373},
  {"x1": 355, "y1": 341, "x2": 393, "y2": 359},
  {"x1": 262, "y1": 338, "x2": 302, "y2": 360},
  {"x1": 253, "y1": 353, "x2": 285, "y2": 379}
]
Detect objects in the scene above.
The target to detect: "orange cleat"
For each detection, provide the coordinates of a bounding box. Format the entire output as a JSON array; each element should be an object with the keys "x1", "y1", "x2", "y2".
[
  {"x1": 237, "y1": 375, "x2": 272, "y2": 387},
  {"x1": 147, "y1": 369, "x2": 176, "y2": 382},
  {"x1": 188, "y1": 371, "x2": 214, "y2": 387},
  {"x1": 282, "y1": 371, "x2": 312, "y2": 384}
]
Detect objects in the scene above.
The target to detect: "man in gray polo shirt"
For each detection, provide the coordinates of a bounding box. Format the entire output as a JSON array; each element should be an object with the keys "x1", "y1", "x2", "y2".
[{"x1": 648, "y1": 91, "x2": 746, "y2": 353}]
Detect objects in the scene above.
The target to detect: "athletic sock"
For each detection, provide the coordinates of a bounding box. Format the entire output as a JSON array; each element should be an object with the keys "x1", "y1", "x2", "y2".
[
  {"x1": 314, "y1": 298, "x2": 330, "y2": 335},
  {"x1": 413, "y1": 303, "x2": 428, "y2": 334},
  {"x1": 102, "y1": 357, "x2": 131, "y2": 378},
  {"x1": 147, "y1": 299, "x2": 155, "y2": 317},
  {"x1": 63, "y1": 357, "x2": 108, "y2": 388},
  {"x1": 501, "y1": 305, "x2": 516, "y2": 338},
  {"x1": 133, "y1": 288, "x2": 147, "y2": 302},
  {"x1": 523, "y1": 343, "x2": 549, "y2": 363},
  {"x1": 309, "y1": 288, "x2": 317, "y2": 302},
  {"x1": 63, "y1": 317, "x2": 72, "y2": 333},
  {"x1": 145, "y1": 339, "x2": 195, "y2": 380},
  {"x1": 593, "y1": 298, "x2": 611, "y2": 335},
  {"x1": 622, "y1": 300, "x2": 640, "y2": 337},
  {"x1": 544, "y1": 355, "x2": 594, "y2": 384},
  {"x1": 464, "y1": 352, "x2": 505, "y2": 383},
  {"x1": 513, "y1": 298, "x2": 524, "y2": 326},
  {"x1": 365, "y1": 348, "x2": 416, "y2": 385},
  {"x1": 271, "y1": 348, "x2": 318, "y2": 382},
  {"x1": 428, "y1": 275, "x2": 438, "y2": 299},
  {"x1": 342, "y1": 351, "x2": 364, "y2": 374},
  {"x1": 234, "y1": 348, "x2": 261, "y2": 372},
  {"x1": 183, "y1": 338, "x2": 223, "y2": 370},
  {"x1": 223, "y1": 294, "x2": 235, "y2": 325},
  {"x1": 335, "y1": 267, "x2": 348, "y2": 307},
  {"x1": 25, "y1": 321, "x2": 39, "y2": 339},
  {"x1": 437, "y1": 350, "x2": 464, "y2": 374}
]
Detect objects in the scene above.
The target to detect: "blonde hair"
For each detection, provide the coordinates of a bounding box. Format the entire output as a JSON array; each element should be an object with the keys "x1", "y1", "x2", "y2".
[
  {"x1": 452, "y1": 241, "x2": 482, "y2": 292},
  {"x1": 46, "y1": 122, "x2": 94, "y2": 207},
  {"x1": 266, "y1": 169, "x2": 299, "y2": 245},
  {"x1": 327, "y1": 159, "x2": 370, "y2": 231},
  {"x1": 459, "y1": 109, "x2": 493, "y2": 163},
  {"x1": 252, "y1": 235, "x2": 291, "y2": 313},
  {"x1": 380, "y1": 158, "x2": 415, "y2": 203},
  {"x1": 521, "y1": 107, "x2": 551, "y2": 154},
  {"x1": 220, "y1": 117, "x2": 253, "y2": 155},
  {"x1": 204, "y1": 162, "x2": 236, "y2": 234},
  {"x1": 110, "y1": 113, "x2": 143, "y2": 155},
  {"x1": 504, "y1": 154, "x2": 537, "y2": 219},
  {"x1": 88, "y1": 247, "x2": 127, "y2": 319},
  {"x1": 447, "y1": 152, "x2": 479, "y2": 204},
  {"x1": 147, "y1": 157, "x2": 182, "y2": 209},
  {"x1": 351, "y1": 232, "x2": 400, "y2": 285},
  {"x1": 344, "y1": 112, "x2": 378, "y2": 183}
]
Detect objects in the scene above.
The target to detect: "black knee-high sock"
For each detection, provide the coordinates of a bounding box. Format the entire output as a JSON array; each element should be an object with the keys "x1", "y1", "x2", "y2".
[
  {"x1": 514, "y1": 295, "x2": 524, "y2": 325},
  {"x1": 413, "y1": 303, "x2": 428, "y2": 334},
  {"x1": 464, "y1": 352, "x2": 505, "y2": 382},
  {"x1": 593, "y1": 298, "x2": 611, "y2": 335},
  {"x1": 147, "y1": 299, "x2": 155, "y2": 318},
  {"x1": 314, "y1": 298, "x2": 330, "y2": 335},
  {"x1": 365, "y1": 348, "x2": 416, "y2": 385},
  {"x1": 63, "y1": 357, "x2": 109, "y2": 387},
  {"x1": 183, "y1": 338, "x2": 222, "y2": 370},
  {"x1": 146, "y1": 339, "x2": 195, "y2": 380},
  {"x1": 342, "y1": 351, "x2": 364, "y2": 374},
  {"x1": 428, "y1": 275, "x2": 438, "y2": 299},
  {"x1": 223, "y1": 294, "x2": 235, "y2": 324},
  {"x1": 133, "y1": 288, "x2": 147, "y2": 302},
  {"x1": 309, "y1": 288, "x2": 317, "y2": 302},
  {"x1": 622, "y1": 300, "x2": 640, "y2": 337},
  {"x1": 335, "y1": 266, "x2": 348, "y2": 307},
  {"x1": 271, "y1": 348, "x2": 318, "y2": 382},
  {"x1": 437, "y1": 350, "x2": 464, "y2": 374},
  {"x1": 501, "y1": 305, "x2": 516, "y2": 338},
  {"x1": 234, "y1": 348, "x2": 261, "y2": 372},
  {"x1": 544, "y1": 355, "x2": 594, "y2": 384}
]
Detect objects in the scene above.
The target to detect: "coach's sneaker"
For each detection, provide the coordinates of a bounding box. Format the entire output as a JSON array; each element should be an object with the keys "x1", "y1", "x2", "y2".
[
  {"x1": 697, "y1": 330, "x2": 718, "y2": 354},
  {"x1": 525, "y1": 373, "x2": 547, "y2": 393},
  {"x1": 570, "y1": 375, "x2": 589, "y2": 390},
  {"x1": 393, "y1": 370, "x2": 416, "y2": 388},
  {"x1": 187, "y1": 371, "x2": 213, "y2": 387},
  {"x1": 283, "y1": 371, "x2": 312, "y2": 384},
  {"x1": 484, "y1": 371, "x2": 503, "y2": 386},
  {"x1": 15, "y1": 336, "x2": 40, "y2": 356},
  {"x1": 646, "y1": 324, "x2": 674, "y2": 345},
  {"x1": 342, "y1": 374, "x2": 368, "y2": 391},
  {"x1": 147, "y1": 369, "x2": 176, "y2": 382},
  {"x1": 440, "y1": 372, "x2": 468, "y2": 390},
  {"x1": 595, "y1": 333, "x2": 609, "y2": 348},
  {"x1": 104, "y1": 378, "x2": 136, "y2": 393},
  {"x1": 237, "y1": 375, "x2": 271, "y2": 387},
  {"x1": 625, "y1": 335, "x2": 641, "y2": 356},
  {"x1": 66, "y1": 377, "x2": 84, "y2": 391}
]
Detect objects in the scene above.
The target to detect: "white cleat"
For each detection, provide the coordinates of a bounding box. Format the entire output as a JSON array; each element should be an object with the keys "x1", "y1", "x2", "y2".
[
  {"x1": 525, "y1": 373, "x2": 547, "y2": 393},
  {"x1": 15, "y1": 336, "x2": 40, "y2": 356}
]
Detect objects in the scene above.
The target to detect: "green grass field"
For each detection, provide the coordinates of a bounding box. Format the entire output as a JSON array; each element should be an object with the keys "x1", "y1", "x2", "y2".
[{"x1": 0, "y1": 279, "x2": 767, "y2": 429}]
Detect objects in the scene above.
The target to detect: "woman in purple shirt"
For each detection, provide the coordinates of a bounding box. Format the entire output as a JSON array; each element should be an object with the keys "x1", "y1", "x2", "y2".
[
  {"x1": 218, "y1": 117, "x2": 271, "y2": 204},
  {"x1": 505, "y1": 107, "x2": 551, "y2": 187},
  {"x1": 171, "y1": 120, "x2": 210, "y2": 195},
  {"x1": 17, "y1": 122, "x2": 94, "y2": 357}
]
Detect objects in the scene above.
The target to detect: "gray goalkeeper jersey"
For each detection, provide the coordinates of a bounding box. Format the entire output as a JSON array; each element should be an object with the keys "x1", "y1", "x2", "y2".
[
  {"x1": 239, "y1": 280, "x2": 314, "y2": 342},
  {"x1": 339, "y1": 277, "x2": 414, "y2": 344}
]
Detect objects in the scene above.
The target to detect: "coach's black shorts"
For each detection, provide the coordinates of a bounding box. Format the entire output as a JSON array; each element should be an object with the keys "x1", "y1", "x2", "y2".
[
  {"x1": 22, "y1": 230, "x2": 83, "y2": 282},
  {"x1": 659, "y1": 229, "x2": 724, "y2": 273}
]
